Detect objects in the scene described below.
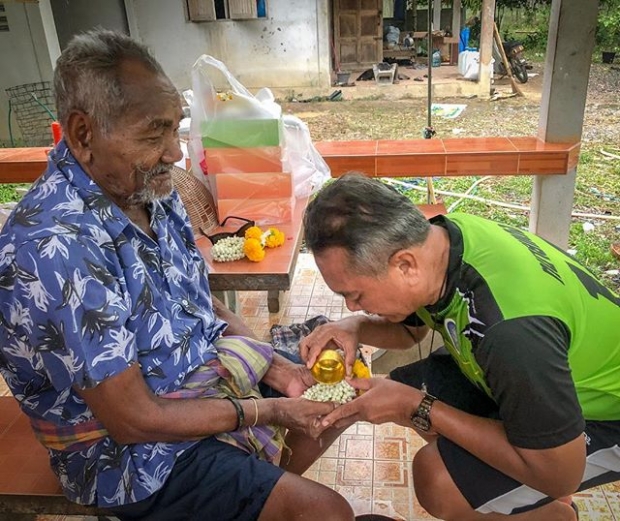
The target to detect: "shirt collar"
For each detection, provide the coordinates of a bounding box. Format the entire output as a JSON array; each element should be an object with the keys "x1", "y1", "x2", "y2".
[{"x1": 425, "y1": 215, "x2": 464, "y2": 315}]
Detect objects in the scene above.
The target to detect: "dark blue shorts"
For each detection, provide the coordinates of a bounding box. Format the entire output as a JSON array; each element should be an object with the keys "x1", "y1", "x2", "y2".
[{"x1": 109, "y1": 436, "x2": 285, "y2": 521}]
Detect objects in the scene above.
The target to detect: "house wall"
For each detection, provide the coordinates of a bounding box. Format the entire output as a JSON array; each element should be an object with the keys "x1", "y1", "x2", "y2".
[
  {"x1": 51, "y1": 0, "x2": 128, "y2": 50},
  {"x1": 126, "y1": 0, "x2": 332, "y2": 93},
  {"x1": 0, "y1": 0, "x2": 332, "y2": 145},
  {"x1": 0, "y1": 2, "x2": 55, "y2": 145}
]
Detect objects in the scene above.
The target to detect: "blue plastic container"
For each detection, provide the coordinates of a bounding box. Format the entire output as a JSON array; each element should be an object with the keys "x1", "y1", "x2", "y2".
[
  {"x1": 459, "y1": 27, "x2": 470, "y2": 53},
  {"x1": 432, "y1": 49, "x2": 441, "y2": 67}
]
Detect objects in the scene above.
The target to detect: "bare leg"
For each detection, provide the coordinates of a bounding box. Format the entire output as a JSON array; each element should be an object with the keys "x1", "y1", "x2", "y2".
[
  {"x1": 258, "y1": 472, "x2": 354, "y2": 521},
  {"x1": 413, "y1": 442, "x2": 578, "y2": 521},
  {"x1": 280, "y1": 425, "x2": 346, "y2": 474}
]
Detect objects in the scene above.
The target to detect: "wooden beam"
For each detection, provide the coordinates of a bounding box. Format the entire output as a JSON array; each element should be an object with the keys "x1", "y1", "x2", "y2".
[
  {"x1": 493, "y1": 21, "x2": 524, "y2": 96},
  {"x1": 315, "y1": 137, "x2": 579, "y2": 178}
]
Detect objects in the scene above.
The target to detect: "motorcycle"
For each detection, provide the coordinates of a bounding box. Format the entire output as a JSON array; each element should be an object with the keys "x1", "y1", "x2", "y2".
[{"x1": 493, "y1": 39, "x2": 529, "y2": 83}]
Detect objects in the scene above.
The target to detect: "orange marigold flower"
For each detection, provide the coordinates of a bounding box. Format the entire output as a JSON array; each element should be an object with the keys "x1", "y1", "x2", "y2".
[
  {"x1": 245, "y1": 226, "x2": 263, "y2": 240},
  {"x1": 244, "y1": 237, "x2": 265, "y2": 262},
  {"x1": 264, "y1": 228, "x2": 285, "y2": 248},
  {"x1": 352, "y1": 359, "x2": 371, "y2": 379}
]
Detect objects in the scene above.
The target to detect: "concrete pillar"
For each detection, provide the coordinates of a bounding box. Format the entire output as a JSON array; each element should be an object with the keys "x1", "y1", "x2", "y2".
[
  {"x1": 477, "y1": 0, "x2": 495, "y2": 97},
  {"x1": 529, "y1": 0, "x2": 599, "y2": 249},
  {"x1": 433, "y1": 0, "x2": 442, "y2": 30},
  {"x1": 37, "y1": 0, "x2": 61, "y2": 66},
  {"x1": 124, "y1": 0, "x2": 140, "y2": 38},
  {"x1": 452, "y1": 0, "x2": 461, "y2": 38}
]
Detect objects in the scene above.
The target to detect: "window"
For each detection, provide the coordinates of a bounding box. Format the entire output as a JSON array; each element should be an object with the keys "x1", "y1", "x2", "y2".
[
  {"x1": 0, "y1": 3, "x2": 8, "y2": 32},
  {"x1": 187, "y1": 0, "x2": 266, "y2": 21}
]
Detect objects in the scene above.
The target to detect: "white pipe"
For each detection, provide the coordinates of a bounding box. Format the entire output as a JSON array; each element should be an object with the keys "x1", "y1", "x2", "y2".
[{"x1": 447, "y1": 175, "x2": 493, "y2": 212}]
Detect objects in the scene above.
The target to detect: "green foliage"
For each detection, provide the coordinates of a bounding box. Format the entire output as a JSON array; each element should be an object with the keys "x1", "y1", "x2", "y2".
[
  {"x1": 462, "y1": 1, "x2": 620, "y2": 60},
  {"x1": 462, "y1": 0, "x2": 550, "y2": 11},
  {"x1": 596, "y1": 1, "x2": 620, "y2": 51},
  {"x1": 501, "y1": 5, "x2": 551, "y2": 55},
  {"x1": 0, "y1": 184, "x2": 26, "y2": 204}
]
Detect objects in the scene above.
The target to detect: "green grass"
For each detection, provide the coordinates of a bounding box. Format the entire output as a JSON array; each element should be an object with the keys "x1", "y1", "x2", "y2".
[{"x1": 0, "y1": 184, "x2": 28, "y2": 203}]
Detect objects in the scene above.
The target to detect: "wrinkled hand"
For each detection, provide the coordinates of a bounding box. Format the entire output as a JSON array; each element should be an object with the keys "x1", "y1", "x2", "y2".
[
  {"x1": 276, "y1": 397, "x2": 339, "y2": 438},
  {"x1": 299, "y1": 317, "x2": 362, "y2": 377},
  {"x1": 316, "y1": 378, "x2": 422, "y2": 434}
]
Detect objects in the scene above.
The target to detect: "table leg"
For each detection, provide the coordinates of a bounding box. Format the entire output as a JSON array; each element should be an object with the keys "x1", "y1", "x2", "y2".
[
  {"x1": 267, "y1": 289, "x2": 281, "y2": 313},
  {"x1": 213, "y1": 290, "x2": 237, "y2": 313}
]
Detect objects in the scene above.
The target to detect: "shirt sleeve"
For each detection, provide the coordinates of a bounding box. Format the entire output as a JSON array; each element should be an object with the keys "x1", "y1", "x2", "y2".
[
  {"x1": 475, "y1": 315, "x2": 585, "y2": 449},
  {"x1": 12, "y1": 235, "x2": 135, "y2": 391}
]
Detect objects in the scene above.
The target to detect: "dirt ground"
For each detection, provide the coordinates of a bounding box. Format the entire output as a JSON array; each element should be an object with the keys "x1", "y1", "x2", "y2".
[{"x1": 281, "y1": 62, "x2": 620, "y2": 147}]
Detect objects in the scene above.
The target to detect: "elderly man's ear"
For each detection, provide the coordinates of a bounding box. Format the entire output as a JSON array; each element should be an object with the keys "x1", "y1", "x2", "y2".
[{"x1": 64, "y1": 111, "x2": 94, "y2": 165}]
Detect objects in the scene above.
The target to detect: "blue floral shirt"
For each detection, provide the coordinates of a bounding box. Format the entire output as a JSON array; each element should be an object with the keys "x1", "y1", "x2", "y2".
[{"x1": 0, "y1": 142, "x2": 226, "y2": 507}]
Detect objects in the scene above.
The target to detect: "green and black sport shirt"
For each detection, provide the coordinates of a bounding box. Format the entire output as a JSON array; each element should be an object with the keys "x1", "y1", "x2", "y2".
[{"x1": 404, "y1": 214, "x2": 620, "y2": 450}]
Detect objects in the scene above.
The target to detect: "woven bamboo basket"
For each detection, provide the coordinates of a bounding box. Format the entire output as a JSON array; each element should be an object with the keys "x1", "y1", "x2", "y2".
[{"x1": 172, "y1": 166, "x2": 218, "y2": 236}]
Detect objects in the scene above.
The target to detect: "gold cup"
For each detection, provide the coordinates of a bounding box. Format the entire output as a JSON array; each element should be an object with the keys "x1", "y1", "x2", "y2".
[{"x1": 311, "y1": 349, "x2": 345, "y2": 384}]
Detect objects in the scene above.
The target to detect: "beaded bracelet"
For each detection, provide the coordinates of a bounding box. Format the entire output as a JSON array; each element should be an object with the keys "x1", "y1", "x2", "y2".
[{"x1": 224, "y1": 396, "x2": 244, "y2": 430}]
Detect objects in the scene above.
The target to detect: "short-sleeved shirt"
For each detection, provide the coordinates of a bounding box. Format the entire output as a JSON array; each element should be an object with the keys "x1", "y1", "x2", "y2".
[
  {"x1": 0, "y1": 142, "x2": 227, "y2": 507},
  {"x1": 404, "y1": 214, "x2": 620, "y2": 450}
]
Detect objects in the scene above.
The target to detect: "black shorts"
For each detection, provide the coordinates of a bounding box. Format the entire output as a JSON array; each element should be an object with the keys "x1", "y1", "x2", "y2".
[
  {"x1": 390, "y1": 347, "x2": 620, "y2": 515},
  {"x1": 109, "y1": 437, "x2": 285, "y2": 521}
]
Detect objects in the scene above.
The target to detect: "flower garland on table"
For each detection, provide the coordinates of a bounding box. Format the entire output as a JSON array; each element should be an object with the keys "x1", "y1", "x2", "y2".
[{"x1": 212, "y1": 225, "x2": 286, "y2": 263}]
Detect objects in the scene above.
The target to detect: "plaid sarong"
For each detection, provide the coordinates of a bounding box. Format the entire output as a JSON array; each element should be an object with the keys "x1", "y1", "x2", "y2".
[
  {"x1": 29, "y1": 417, "x2": 109, "y2": 452},
  {"x1": 29, "y1": 336, "x2": 285, "y2": 462}
]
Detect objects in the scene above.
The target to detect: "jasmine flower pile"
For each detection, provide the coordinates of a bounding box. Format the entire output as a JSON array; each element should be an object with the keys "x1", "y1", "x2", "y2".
[
  {"x1": 302, "y1": 380, "x2": 357, "y2": 404},
  {"x1": 211, "y1": 236, "x2": 245, "y2": 262}
]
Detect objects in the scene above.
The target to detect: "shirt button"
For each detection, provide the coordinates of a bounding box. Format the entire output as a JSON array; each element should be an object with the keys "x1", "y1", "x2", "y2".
[{"x1": 182, "y1": 299, "x2": 189, "y2": 306}]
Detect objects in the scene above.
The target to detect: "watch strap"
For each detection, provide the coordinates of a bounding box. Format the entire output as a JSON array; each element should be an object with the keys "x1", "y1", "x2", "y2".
[{"x1": 410, "y1": 393, "x2": 437, "y2": 432}]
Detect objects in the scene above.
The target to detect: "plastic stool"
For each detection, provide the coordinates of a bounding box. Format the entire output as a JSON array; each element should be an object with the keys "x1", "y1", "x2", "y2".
[{"x1": 372, "y1": 63, "x2": 397, "y2": 85}]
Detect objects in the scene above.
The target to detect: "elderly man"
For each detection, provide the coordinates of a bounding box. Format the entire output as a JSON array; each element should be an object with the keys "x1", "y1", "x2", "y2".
[
  {"x1": 300, "y1": 174, "x2": 620, "y2": 521},
  {"x1": 0, "y1": 30, "x2": 355, "y2": 521}
]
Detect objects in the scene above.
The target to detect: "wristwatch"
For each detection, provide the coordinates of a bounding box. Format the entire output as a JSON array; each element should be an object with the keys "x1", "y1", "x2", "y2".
[{"x1": 410, "y1": 393, "x2": 437, "y2": 432}]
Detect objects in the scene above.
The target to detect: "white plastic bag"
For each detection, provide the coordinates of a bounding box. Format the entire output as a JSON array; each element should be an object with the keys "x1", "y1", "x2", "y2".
[
  {"x1": 459, "y1": 50, "x2": 480, "y2": 80},
  {"x1": 281, "y1": 115, "x2": 331, "y2": 198},
  {"x1": 188, "y1": 55, "x2": 282, "y2": 183}
]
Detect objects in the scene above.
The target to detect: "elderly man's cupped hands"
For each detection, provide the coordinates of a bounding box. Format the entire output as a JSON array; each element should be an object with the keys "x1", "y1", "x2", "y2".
[
  {"x1": 275, "y1": 396, "x2": 340, "y2": 438},
  {"x1": 282, "y1": 362, "x2": 317, "y2": 398}
]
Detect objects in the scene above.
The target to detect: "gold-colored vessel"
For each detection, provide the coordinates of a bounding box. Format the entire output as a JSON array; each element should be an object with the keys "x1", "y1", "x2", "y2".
[{"x1": 311, "y1": 349, "x2": 345, "y2": 384}]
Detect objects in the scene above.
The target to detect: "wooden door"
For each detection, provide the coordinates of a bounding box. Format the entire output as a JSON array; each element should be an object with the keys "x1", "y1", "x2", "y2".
[{"x1": 334, "y1": 0, "x2": 382, "y2": 70}]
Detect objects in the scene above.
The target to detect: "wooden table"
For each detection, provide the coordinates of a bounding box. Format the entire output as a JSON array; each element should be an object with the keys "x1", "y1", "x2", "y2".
[
  {"x1": 195, "y1": 198, "x2": 307, "y2": 313},
  {"x1": 0, "y1": 147, "x2": 49, "y2": 183}
]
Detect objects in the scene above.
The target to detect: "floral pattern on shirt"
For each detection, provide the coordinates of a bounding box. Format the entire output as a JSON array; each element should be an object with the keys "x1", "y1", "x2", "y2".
[{"x1": 0, "y1": 142, "x2": 226, "y2": 507}]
